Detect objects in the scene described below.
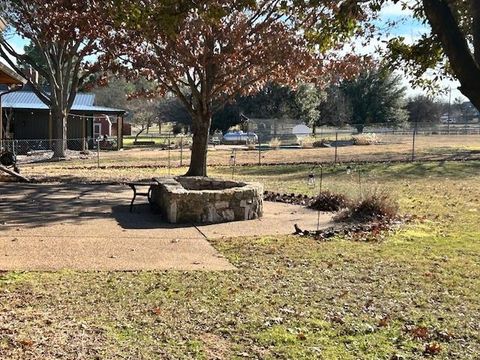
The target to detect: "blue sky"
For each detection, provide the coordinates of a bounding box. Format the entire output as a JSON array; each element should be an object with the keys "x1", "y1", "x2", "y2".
[
  {"x1": 1, "y1": 1, "x2": 465, "y2": 101},
  {"x1": 377, "y1": 1, "x2": 464, "y2": 100}
]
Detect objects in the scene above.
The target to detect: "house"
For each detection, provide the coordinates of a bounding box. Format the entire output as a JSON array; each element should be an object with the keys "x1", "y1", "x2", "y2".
[{"x1": 0, "y1": 88, "x2": 127, "y2": 151}]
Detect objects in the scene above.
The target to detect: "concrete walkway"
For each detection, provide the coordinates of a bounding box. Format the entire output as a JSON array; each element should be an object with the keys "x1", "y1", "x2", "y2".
[{"x1": 0, "y1": 183, "x2": 333, "y2": 271}]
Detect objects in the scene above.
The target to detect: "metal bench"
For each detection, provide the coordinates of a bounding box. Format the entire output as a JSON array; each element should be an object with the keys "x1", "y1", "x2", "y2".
[{"x1": 126, "y1": 181, "x2": 158, "y2": 212}]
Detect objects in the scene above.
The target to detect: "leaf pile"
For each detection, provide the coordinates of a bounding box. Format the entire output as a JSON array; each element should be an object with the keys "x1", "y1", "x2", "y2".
[
  {"x1": 335, "y1": 193, "x2": 399, "y2": 223},
  {"x1": 307, "y1": 190, "x2": 351, "y2": 212},
  {"x1": 263, "y1": 191, "x2": 313, "y2": 206},
  {"x1": 264, "y1": 190, "x2": 350, "y2": 212},
  {"x1": 294, "y1": 219, "x2": 404, "y2": 242}
]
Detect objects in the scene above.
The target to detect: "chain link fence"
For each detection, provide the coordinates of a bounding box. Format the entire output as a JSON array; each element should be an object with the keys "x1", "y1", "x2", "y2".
[
  {"x1": 224, "y1": 122, "x2": 480, "y2": 167},
  {"x1": 2, "y1": 122, "x2": 479, "y2": 181},
  {"x1": 1, "y1": 137, "x2": 119, "y2": 166}
]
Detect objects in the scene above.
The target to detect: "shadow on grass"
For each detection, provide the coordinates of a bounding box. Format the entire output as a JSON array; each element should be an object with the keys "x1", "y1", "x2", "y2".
[{"x1": 220, "y1": 160, "x2": 480, "y2": 182}]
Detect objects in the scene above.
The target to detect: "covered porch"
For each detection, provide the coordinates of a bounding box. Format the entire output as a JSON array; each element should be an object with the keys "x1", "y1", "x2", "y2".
[{"x1": 0, "y1": 62, "x2": 26, "y2": 151}]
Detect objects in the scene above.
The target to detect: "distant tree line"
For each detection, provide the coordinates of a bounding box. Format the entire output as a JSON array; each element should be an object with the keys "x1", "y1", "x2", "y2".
[
  {"x1": 91, "y1": 67, "x2": 474, "y2": 135},
  {"x1": 17, "y1": 42, "x2": 475, "y2": 137}
]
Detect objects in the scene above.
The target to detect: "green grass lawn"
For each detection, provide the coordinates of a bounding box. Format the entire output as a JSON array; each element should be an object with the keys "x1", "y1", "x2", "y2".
[{"x1": 1, "y1": 161, "x2": 480, "y2": 359}]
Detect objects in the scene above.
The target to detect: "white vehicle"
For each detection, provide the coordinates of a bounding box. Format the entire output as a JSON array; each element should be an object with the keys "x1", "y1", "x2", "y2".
[{"x1": 222, "y1": 131, "x2": 258, "y2": 144}]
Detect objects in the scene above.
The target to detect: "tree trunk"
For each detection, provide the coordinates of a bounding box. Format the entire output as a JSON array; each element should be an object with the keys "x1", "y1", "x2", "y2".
[
  {"x1": 423, "y1": 0, "x2": 480, "y2": 111},
  {"x1": 134, "y1": 125, "x2": 146, "y2": 143},
  {"x1": 185, "y1": 114, "x2": 210, "y2": 177},
  {"x1": 51, "y1": 107, "x2": 67, "y2": 159}
]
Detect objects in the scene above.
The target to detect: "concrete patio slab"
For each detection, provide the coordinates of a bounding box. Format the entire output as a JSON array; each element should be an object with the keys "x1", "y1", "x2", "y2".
[
  {"x1": 0, "y1": 182, "x2": 333, "y2": 271},
  {"x1": 197, "y1": 202, "x2": 332, "y2": 239}
]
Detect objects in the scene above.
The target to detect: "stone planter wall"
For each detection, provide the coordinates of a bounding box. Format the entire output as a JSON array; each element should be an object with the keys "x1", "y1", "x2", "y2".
[{"x1": 150, "y1": 177, "x2": 263, "y2": 224}]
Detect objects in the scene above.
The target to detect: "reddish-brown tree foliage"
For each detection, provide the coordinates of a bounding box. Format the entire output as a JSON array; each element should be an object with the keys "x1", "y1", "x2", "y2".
[
  {"x1": 0, "y1": 0, "x2": 108, "y2": 158},
  {"x1": 105, "y1": 0, "x2": 371, "y2": 176}
]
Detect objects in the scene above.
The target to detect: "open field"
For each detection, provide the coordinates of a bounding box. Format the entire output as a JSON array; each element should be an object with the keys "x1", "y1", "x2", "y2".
[
  {"x1": 11, "y1": 133, "x2": 480, "y2": 183},
  {"x1": 1, "y1": 161, "x2": 480, "y2": 358}
]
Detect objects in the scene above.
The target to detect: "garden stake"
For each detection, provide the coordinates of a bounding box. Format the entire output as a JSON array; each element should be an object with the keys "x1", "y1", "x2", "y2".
[{"x1": 317, "y1": 166, "x2": 323, "y2": 232}]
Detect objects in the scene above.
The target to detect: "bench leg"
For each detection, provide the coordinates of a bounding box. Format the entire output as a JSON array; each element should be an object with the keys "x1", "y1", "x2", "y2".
[
  {"x1": 129, "y1": 185, "x2": 137, "y2": 213},
  {"x1": 148, "y1": 186, "x2": 157, "y2": 211}
]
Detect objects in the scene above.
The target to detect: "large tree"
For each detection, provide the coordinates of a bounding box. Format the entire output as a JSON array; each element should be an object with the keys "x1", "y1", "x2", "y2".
[
  {"x1": 295, "y1": 83, "x2": 323, "y2": 134},
  {"x1": 318, "y1": 85, "x2": 352, "y2": 127},
  {"x1": 384, "y1": 0, "x2": 480, "y2": 110},
  {"x1": 106, "y1": 0, "x2": 371, "y2": 176},
  {"x1": 406, "y1": 95, "x2": 443, "y2": 125},
  {"x1": 0, "y1": 0, "x2": 107, "y2": 158},
  {"x1": 340, "y1": 67, "x2": 407, "y2": 133}
]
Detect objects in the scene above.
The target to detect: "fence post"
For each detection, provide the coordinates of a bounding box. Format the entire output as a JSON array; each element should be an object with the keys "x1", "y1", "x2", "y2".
[
  {"x1": 180, "y1": 136, "x2": 183, "y2": 167},
  {"x1": 411, "y1": 121, "x2": 417, "y2": 161},
  {"x1": 231, "y1": 148, "x2": 237, "y2": 179},
  {"x1": 96, "y1": 137, "x2": 100, "y2": 168},
  {"x1": 168, "y1": 132, "x2": 171, "y2": 176},
  {"x1": 258, "y1": 135, "x2": 262, "y2": 165},
  {"x1": 334, "y1": 132, "x2": 338, "y2": 164}
]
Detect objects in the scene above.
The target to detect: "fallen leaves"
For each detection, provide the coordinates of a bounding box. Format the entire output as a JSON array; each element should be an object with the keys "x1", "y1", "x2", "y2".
[
  {"x1": 410, "y1": 326, "x2": 429, "y2": 340},
  {"x1": 293, "y1": 219, "x2": 406, "y2": 242},
  {"x1": 424, "y1": 342, "x2": 442, "y2": 356},
  {"x1": 150, "y1": 307, "x2": 162, "y2": 316}
]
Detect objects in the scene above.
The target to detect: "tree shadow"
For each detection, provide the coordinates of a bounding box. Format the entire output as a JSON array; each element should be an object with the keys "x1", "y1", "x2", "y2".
[
  {"x1": 0, "y1": 183, "x2": 192, "y2": 230},
  {"x1": 110, "y1": 204, "x2": 196, "y2": 230}
]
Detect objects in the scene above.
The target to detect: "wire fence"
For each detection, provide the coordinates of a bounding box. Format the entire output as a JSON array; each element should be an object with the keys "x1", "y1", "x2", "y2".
[{"x1": 1, "y1": 123, "x2": 479, "y2": 180}]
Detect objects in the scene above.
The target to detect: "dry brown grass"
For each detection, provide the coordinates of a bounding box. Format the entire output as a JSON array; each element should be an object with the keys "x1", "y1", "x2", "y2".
[
  {"x1": 1, "y1": 161, "x2": 480, "y2": 359},
  {"x1": 12, "y1": 134, "x2": 480, "y2": 183}
]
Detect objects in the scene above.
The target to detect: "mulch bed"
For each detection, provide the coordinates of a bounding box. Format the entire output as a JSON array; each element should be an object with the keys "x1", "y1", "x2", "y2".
[
  {"x1": 293, "y1": 219, "x2": 406, "y2": 242},
  {"x1": 264, "y1": 190, "x2": 416, "y2": 242}
]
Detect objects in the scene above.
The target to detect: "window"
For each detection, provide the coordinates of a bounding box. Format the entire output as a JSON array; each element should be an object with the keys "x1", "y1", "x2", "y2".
[{"x1": 94, "y1": 123, "x2": 102, "y2": 138}]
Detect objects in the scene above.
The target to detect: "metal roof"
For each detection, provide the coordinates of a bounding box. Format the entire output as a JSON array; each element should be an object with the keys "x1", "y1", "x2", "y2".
[
  {"x1": 0, "y1": 91, "x2": 125, "y2": 114},
  {"x1": 71, "y1": 105, "x2": 126, "y2": 114}
]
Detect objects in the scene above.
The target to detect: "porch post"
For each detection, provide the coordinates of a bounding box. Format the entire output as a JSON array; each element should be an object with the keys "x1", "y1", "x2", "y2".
[
  {"x1": 116, "y1": 115, "x2": 123, "y2": 150},
  {"x1": 81, "y1": 115, "x2": 86, "y2": 151},
  {"x1": 0, "y1": 95, "x2": 3, "y2": 150},
  {"x1": 48, "y1": 110, "x2": 53, "y2": 148}
]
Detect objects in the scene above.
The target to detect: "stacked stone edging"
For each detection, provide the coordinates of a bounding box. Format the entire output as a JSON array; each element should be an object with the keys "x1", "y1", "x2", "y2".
[{"x1": 151, "y1": 177, "x2": 263, "y2": 224}]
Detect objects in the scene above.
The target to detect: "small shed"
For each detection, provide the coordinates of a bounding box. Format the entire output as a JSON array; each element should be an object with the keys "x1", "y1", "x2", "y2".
[
  {"x1": 292, "y1": 124, "x2": 312, "y2": 136},
  {"x1": 0, "y1": 89, "x2": 126, "y2": 151}
]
